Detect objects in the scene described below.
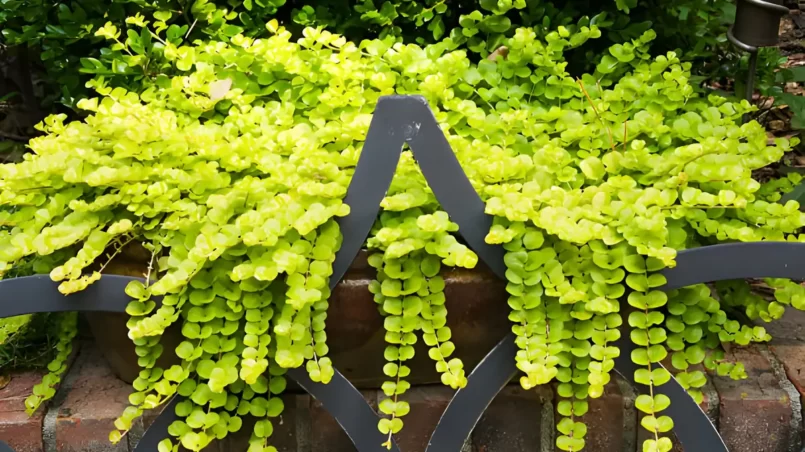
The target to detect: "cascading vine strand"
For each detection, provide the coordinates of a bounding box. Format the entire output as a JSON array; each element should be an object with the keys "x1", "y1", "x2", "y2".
[
  {"x1": 1, "y1": 12, "x2": 805, "y2": 452},
  {"x1": 370, "y1": 251, "x2": 419, "y2": 445},
  {"x1": 367, "y1": 206, "x2": 474, "y2": 445},
  {"x1": 23, "y1": 312, "x2": 78, "y2": 415}
]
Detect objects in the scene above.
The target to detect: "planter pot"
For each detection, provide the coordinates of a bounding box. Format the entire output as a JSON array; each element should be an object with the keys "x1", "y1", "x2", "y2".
[
  {"x1": 85, "y1": 251, "x2": 184, "y2": 384},
  {"x1": 85, "y1": 312, "x2": 184, "y2": 384},
  {"x1": 88, "y1": 247, "x2": 510, "y2": 387}
]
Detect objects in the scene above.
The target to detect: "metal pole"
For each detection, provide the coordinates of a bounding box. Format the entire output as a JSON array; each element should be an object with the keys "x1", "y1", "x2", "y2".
[
  {"x1": 728, "y1": 0, "x2": 788, "y2": 124},
  {"x1": 744, "y1": 50, "x2": 759, "y2": 124}
]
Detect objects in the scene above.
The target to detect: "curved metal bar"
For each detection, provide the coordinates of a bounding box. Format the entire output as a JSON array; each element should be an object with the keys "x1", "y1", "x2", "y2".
[
  {"x1": 430, "y1": 241, "x2": 805, "y2": 452},
  {"x1": 403, "y1": 96, "x2": 507, "y2": 279},
  {"x1": 425, "y1": 333, "x2": 518, "y2": 450},
  {"x1": 426, "y1": 328, "x2": 728, "y2": 452},
  {"x1": 741, "y1": 0, "x2": 789, "y2": 15},
  {"x1": 662, "y1": 242, "x2": 805, "y2": 291},
  {"x1": 289, "y1": 367, "x2": 401, "y2": 452},
  {"x1": 330, "y1": 96, "x2": 405, "y2": 287},
  {"x1": 727, "y1": 28, "x2": 758, "y2": 53},
  {"x1": 128, "y1": 372, "x2": 399, "y2": 452},
  {"x1": 132, "y1": 397, "x2": 181, "y2": 451},
  {"x1": 426, "y1": 331, "x2": 724, "y2": 452},
  {"x1": 0, "y1": 276, "x2": 399, "y2": 452},
  {"x1": 0, "y1": 274, "x2": 146, "y2": 317},
  {"x1": 612, "y1": 337, "x2": 728, "y2": 452},
  {"x1": 333, "y1": 95, "x2": 506, "y2": 281}
]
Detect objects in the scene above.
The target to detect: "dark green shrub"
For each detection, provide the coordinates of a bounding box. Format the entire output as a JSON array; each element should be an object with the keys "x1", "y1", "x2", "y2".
[{"x1": 1, "y1": 0, "x2": 747, "y2": 111}]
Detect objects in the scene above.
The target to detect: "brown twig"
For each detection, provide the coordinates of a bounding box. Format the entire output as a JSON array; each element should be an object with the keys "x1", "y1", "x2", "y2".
[
  {"x1": 487, "y1": 46, "x2": 509, "y2": 62},
  {"x1": 98, "y1": 235, "x2": 137, "y2": 274},
  {"x1": 623, "y1": 120, "x2": 628, "y2": 152},
  {"x1": 0, "y1": 130, "x2": 29, "y2": 142}
]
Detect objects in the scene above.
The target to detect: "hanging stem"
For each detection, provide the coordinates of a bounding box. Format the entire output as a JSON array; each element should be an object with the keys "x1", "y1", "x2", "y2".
[{"x1": 577, "y1": 79, "x2": 615, "y2": 152}]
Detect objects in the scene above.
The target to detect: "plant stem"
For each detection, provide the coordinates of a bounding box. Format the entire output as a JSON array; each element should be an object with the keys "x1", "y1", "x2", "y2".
[
  {"x1": 577, "y1": 79, "x2": 615, "y2": 152},
  {"x1": 0, "y1": 131, "x2": 29, "y2": 142}
]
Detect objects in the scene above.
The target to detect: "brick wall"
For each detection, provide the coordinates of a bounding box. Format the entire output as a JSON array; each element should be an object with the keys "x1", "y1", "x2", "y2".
[{"x1": 2, "y1": 329, "x2": 805, "y2": 452}]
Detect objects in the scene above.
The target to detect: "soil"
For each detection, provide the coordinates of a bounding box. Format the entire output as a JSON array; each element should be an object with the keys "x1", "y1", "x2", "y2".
[
  {"x1": 765, "y1": 8, "x2": 805, "y2": 136},
  {"x1": 747, "y1": 7, "x2": 805, "y2": 182},
  {"x1": 0, "y1": 45, "x2": 43, "y2": 163}
]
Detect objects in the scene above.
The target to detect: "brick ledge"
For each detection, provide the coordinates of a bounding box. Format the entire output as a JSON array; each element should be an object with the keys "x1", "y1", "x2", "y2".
[{"x1": 2, "y1": 327, "x2": 805, "y2": 452}]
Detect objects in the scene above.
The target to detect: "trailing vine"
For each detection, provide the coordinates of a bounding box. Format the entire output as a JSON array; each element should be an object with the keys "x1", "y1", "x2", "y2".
[
  {"x1": 0, "y1": 251, "x2": 77, "y2": 414},
  {"x1": 367, "y1": 207, "x2": 473, "y2": 445},
  {"x1": 1, "y1": 12, "x2": 804, "y2": 452},
  {"x1": 23, "y1": 312, "x2": 77, "y2": 414}
]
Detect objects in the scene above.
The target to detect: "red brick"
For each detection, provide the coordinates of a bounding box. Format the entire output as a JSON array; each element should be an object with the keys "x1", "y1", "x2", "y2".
[
  {"x1": 327, "y1": 266, "x2": 508, "y2": 388},
  {"x1": 390, "y1": 386, "x2": 454, "y2": 451},
  {"x1": 764, "y1": 308, "x2": 805, "y2": 395},
  {"x1": 89, "y1": 258, "x2": 511, "y2": 389},
  {"x1": 710, "y1": 345, "x2": 793, "y2": 452},
  {"x1": 582, "y1": 380, "x2": 627, "y2": 451},
  {"x1": 652, "y1": 362, "x2": 719, "y2": 452},
  {"x1": 53, "y1": 343, "x2": 131, "y2": 452},
  {"x1": 473, "y1": 385, "x2": 550, "y2": 451},
  {"x1": 0, "y1": 371, "x2": 46, "y2": 452},
  {"x1": 218, "y1": 394, "x2": 309, "y2": 452},
  {"x1": 310, "y1": 389, "x2": 376, "y2": 451}
]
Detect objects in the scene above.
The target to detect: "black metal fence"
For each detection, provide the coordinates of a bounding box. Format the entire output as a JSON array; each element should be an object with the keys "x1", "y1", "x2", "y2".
[{"x1": 4, "y1": 96, "x2": 805, "y2": 452}]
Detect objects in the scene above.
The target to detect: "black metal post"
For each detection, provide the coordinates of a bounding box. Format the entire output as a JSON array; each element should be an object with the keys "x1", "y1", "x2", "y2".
[{"x1": 728, "y1": 0, "x2": 788, "y2": 123}]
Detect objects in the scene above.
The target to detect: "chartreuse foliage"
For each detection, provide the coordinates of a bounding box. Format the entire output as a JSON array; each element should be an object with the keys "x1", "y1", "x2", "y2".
[
  {"x1": 366, "y1": 209, "x2": 474, "y2": 445},
  {"x1": 1, "y1": 12, "x2": 804, "y2": 452}
]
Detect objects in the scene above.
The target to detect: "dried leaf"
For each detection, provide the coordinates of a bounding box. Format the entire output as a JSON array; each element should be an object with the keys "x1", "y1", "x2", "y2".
[
  {"x1": 0, "y1": 374, "x2": 11, "y2": 390},
  {"x1": 487, "y1": 46, "x2": 509, "y2": 62},
  {"x1": 209, "y1": 79, "x2": 232, "y2": 101},
  {"x1": 769, "y1": 120, "x2": 786, "y2": 131}
]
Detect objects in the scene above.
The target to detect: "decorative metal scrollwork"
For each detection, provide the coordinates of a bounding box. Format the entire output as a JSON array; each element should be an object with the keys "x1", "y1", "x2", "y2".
[
  {"x1": 3, "y1": 96, "x2": 801, "y2": 452},
  {"x1": 426, "y1": 241, "x2": 805, "y2": 452},
  {"x1": 0, "y1": 275, "x2": 397, "y2": 452}
]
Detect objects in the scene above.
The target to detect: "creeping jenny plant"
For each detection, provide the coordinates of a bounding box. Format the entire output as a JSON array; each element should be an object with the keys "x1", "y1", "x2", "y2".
[{"x1": 1, "y1": 16, "x2": 804, "y2": 452}]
